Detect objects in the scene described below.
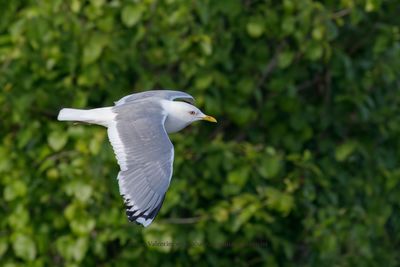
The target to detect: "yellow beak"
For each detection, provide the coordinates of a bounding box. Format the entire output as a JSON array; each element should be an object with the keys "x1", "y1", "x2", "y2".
[{"x1": 202, "y1": 115, "x2": 217, "y2": 123}]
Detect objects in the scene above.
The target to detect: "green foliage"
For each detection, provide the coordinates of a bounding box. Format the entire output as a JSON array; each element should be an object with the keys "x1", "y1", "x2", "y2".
[{"x1": 1, "y1": 0, "x2": 400, "y2": 266}]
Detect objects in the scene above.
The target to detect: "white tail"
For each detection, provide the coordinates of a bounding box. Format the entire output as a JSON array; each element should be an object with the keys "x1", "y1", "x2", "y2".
[{"x1": 57, "y1": 107, "x2": 115, "y2": 127}]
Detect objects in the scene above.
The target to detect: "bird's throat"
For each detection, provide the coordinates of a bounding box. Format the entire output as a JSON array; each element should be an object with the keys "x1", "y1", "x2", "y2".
[{"x1": 161, "y1": 100, "x2": 191, "y2": 133}]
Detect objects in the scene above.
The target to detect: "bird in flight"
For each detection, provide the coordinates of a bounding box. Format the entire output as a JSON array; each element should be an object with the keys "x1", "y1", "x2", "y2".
[{"x1": 58, "y1": 90, "x2": 216, "y2": 227}]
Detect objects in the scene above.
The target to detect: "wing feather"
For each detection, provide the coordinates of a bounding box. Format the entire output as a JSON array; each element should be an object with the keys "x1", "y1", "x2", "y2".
[
  {"x1": 107, "y1": 99, "x2": 173, "y2": 227},
  {"x1": 114, "y1": 90, "x2": 194, "y2": 106}
]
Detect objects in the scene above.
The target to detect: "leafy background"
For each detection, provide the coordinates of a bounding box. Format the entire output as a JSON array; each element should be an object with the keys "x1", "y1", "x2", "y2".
[{"x1": 1, "y1": 0, "x2": 399, "y2": 266}]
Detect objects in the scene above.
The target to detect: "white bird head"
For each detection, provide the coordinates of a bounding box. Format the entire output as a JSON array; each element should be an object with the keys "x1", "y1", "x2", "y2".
[{"x1": 161, "y1": 100, "x2": 217, "y2": 133}]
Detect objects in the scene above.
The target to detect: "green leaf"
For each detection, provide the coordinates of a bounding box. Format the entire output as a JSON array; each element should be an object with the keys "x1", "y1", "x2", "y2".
[
  {"x1": 195, "y1": 74, "x2": 213, "y2": 90},
  {"x1": 70, "y1": 217, "x2": 96, "y2": 235},
  {"x1": 65, "y1": 181, "x2": 93, "y2": 203},
  {"x1": 0, "y1": 237, "x2": 8, "y2": 258},
  {"x1": 2, "y1": 0, "x2": 400, "y2": 265},
  {"x1": 228, "y1": 168, "x2": 249, "y2": 185},
  {"x1": 312, "y1": 25, "x2": 325, "y2": 41},
  {"x1": 278, "y1": 51, "x2": 294, "y2": 69},
  {"x1": 121, "y1": 5, "x2": 144, "y2": 27},
  {"x1": 70, "y1": 0, "x2": 81, "y2": 12},
  {"x1": 91, "y1": 0, "x2": 105, "y2": 8},
  {"x1": 335, "y1": 141, "x2": 357, "y2": 162},
  {"x1": 4, "y1": 181, "x2": 27, "y2": 201},
  {"x1": 232, "y1": 203, "x2": 259, "y2": 232},
  {"x1": 8, "y1": 204, "x2": 29, "y2": 229},
  {"x1": 259, "y1": 153, "x2": 282, "y2": 179},
  {"x1": 46, "y1": 168, "x2": 59, "y2": 180},
  {"x1": 89, "y1": 130, "x2": 105, "y2": 155},
  {"x1": 56, "y1": 236, "x2": 88, "y2": 262},
  {"x1": 83, "y1": 34, "x2": 107, "y2": 65},
  {"x1": 48, "y1": 131, "x2": 68, "y2": 151},
  {"x1": 246, "y1": 20, "x2": 264, "y2": 38},
  {"x1": 264, "y1": 187, "x2": 294, "y2": 215},
  {"x1": 200, "y1": 35, "x2": 213, "y2": 55},
  {"x1": 306, "y1": 42, "x2": 323, "y2": 61},
  {"x1": 12, "y1": 234, "x2": 36, "y2": 261}
]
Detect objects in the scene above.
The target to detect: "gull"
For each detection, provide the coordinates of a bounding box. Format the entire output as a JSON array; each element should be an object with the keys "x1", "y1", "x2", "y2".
[{"x1": 57, "y1": 90, "x2": 216, "y2": 227}]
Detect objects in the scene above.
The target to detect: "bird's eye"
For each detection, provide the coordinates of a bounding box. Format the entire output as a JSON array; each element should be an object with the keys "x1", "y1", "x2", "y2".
[{"x1": 189, "y1": 111, "x2": 196, "y2": 115}]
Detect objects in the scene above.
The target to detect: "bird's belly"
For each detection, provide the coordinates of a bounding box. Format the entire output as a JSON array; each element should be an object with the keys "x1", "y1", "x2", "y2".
[{"x1": 164, "y1": 116, "x2": 189, "y2": 133}]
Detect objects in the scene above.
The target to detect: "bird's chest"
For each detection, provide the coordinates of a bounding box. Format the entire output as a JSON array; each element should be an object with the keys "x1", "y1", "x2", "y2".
[{"x1": 164, "y1": 115, "x2": 190, "y2": 134}]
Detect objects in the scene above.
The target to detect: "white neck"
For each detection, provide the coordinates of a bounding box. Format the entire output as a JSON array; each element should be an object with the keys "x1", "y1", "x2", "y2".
[{"x1": 161, "y1": 100, "x2": 192, "y2": 133}]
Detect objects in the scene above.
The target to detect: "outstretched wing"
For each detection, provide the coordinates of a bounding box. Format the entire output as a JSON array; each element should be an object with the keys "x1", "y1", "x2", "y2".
[
  {"x1": 107, "y1": 100, "x2": 173, "y2": 227},
  {"x1": 114, "y1": 90, "x2": 194, "y2": 106}
]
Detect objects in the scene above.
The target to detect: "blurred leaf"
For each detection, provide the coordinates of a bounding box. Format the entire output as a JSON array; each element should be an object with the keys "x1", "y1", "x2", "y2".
[
  {"x1": 8, "y1": 205, "x2": 29, "y2": 230},
  {"x1": 65, "y1": 181, "x2": 93, "y2": 203},
  {"x1": 83, "y1": 34, "x2": 107, "y2": 65},
  {"x1": 278, "y1": 51, "x2": 294, "y2": 69},
  {"x1": 4, "y1": 181, "x2": 27, "y2": 201},
  {"x1": 264, "y1": 187, "x2": 294, "y2": 215},
  {"x1": 335, "y1": 141, "x2": 357, "y2": 162},
  {"x1": 48, "y1": 131, "x2": 68, "y2": 151},
  {"x1": 12, "y1": 234, "x2": 36, "y2": 261},
  {"x1": 246, "y1": 19, "x2": 264, "y2": 38},
  {"x1": 1, "y1": 0, "x2": 400, "y2": 265},
  {"x1": 195, "y1": 74, "x2": 213, "y2": 90},
  {"x1": 56, "y1": 236, "x2": 88, "y2": 262},
  {"x1": 259, "y1": 152, "x2": 282, "y2": 179},
  {"x1": 70, "y1": 217, "x2": 96, "y2": 235},
  {"x1": 121, "y1": 5, "x2": 144, "y2": 27},
  {"x1": 232, "y1": 203, "x2": 259, "y2": 232},
  {"x1": 227, "y1": 167, "x2": 249, "y2": 187},
  {"x1": 0, "y1": 237, "x2": 8, "y2": 258}
]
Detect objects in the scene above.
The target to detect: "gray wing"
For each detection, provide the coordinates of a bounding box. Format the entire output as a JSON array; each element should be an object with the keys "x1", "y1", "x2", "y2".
[
  {"x1": 114, "y1": 90, "x2": 194, "y2": 106},
  {"x1": 107, "y1": 100, "x2": 173, "y2": 227}
]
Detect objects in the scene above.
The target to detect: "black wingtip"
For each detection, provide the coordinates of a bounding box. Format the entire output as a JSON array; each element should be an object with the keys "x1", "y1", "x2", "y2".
[{"x1": 123, "y1": 195, "x2": 166, "y2": 226}]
